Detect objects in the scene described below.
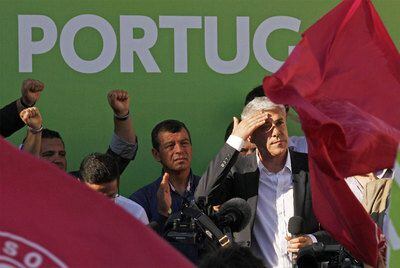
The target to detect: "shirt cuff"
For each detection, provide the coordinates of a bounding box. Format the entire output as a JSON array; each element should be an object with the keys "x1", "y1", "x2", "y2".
[
  {"x1": 110, "y1": 133, "x2": 138, "y2": 159},
  {"x1": 306, "y1": 234, "x2": 318, "y2": 243},
  {"x1": 226, "y1": 135, "x2": 245, "y2": 152}
]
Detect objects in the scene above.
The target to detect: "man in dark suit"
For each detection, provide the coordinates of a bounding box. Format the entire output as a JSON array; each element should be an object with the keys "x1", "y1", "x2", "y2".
[{"x1": 195, "y1": 96, "x2": 332, "y2": 267}]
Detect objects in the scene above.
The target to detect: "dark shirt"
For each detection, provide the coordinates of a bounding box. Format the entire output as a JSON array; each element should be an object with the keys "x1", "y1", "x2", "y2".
[
  {"x1": 0, "y1": 100, "x2": 24, "y2": 137},
  {"x1": 130, "y1": 171, "x2": 200, "y2": 223}
]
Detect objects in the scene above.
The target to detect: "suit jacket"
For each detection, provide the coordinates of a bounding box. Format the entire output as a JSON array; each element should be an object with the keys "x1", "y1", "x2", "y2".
[{"x1": 195, "y1": 143, "x2": 332, "y2": 246}]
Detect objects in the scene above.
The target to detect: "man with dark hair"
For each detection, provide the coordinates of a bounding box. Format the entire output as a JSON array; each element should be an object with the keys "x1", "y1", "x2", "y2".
[
  {"x1": 130, "y1": 119, "x2": 200, "y2": 223},
  {"x1": 20, "y1": 90, "x2": 137, "y2": 177},
  {"x1": 79, "y1": 153, "x2": 148, "y2": 224}
]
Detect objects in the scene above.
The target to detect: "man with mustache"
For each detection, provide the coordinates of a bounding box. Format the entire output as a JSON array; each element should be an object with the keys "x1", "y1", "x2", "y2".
[
  {"x1": 195, "y1": 97, "x2": 332, "y2": 267},
  {"x1": 130, "y1": 119, "x2": 200, "y2": 223}
]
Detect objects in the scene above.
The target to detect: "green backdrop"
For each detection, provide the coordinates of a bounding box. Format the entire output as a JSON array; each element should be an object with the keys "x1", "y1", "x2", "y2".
[{"x1": 1, "y1": 0, "x2": 399, "y2": 263}]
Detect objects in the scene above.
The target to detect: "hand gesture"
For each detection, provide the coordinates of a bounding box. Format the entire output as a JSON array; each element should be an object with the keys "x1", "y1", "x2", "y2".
[
  {"x1": 19, "y1": 107, "x2": 42, "y2": 130},
  {"x1": 286, "y1": 235, "x2": 313, "y2": 258},
  {"x1": 231, "y1": 111, "x2": 269, "y2": 140},
  {"x1": 157, "y1": 172, "x2": 172, "y2": 217},
  {"x1": 107, "y1": 90, "x2": 130, "y2": 117},
  {"x1": 21, "y1": 79, "x2": 45, "y2": 106}
]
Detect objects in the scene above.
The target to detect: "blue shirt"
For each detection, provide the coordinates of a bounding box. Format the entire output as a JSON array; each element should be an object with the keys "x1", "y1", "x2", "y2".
[{"x1": 129, "y1": 172, "x2": 200, "y2": 223}]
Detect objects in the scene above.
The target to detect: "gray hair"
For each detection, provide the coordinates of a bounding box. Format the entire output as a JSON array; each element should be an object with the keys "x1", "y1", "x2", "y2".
[{"x1": 241, "y1": 97, "x2": 285, "y2": 120}]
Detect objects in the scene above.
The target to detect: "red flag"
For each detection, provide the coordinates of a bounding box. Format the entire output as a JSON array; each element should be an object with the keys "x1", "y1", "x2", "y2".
[
  {"x1": 263, "y1": 0, "x2": 400, "y2": 265},
  {"x1": 0, "y1": 138, "x2": 193, "y2": 268}
]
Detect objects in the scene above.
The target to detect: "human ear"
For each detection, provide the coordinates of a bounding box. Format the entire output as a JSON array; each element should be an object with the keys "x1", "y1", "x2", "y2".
[{"x1": 151, "y1": 148, "x2": 161, "y2": 162}]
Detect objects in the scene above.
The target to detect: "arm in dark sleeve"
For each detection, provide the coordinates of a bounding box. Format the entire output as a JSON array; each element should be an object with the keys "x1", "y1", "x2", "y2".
[
  {"x1": 106, "y1": 134, "x2": 138, "y2": 176},
  {"x1": 0, "y1": 100, "x2": 24, "y2": 137},
  {"x1": 195, "y1": 142, "x2": 240, "y2": 205}
]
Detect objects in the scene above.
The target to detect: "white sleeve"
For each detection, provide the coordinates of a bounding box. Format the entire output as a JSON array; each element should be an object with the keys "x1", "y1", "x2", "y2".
[{"x1": 226, "y1": 135, "x2": 245, "y2": 152}]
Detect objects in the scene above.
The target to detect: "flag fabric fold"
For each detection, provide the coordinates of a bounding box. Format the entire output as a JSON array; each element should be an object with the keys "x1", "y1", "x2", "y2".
[{"x1": 263, "y1": 0, "x2": 400, "y2": 265}]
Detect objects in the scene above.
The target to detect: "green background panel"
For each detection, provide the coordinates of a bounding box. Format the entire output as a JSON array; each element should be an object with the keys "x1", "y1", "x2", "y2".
[{"x1": 1, "y1": 1, "x2": 399, "y2": 200}]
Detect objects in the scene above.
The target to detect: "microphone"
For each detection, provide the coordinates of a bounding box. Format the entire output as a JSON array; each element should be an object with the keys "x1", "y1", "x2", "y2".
[
  {"x1": 216, "y1": 198, "x2": 252, "y2": 233},
  {"x1": 288, "y1": 216, "x2": 304, "y2": 267}
]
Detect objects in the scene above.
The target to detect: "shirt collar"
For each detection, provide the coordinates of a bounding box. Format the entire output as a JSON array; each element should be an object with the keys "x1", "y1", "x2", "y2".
[
  {"x1": 161, "y1": 170, "x2": 194, "y2": 193},
  {"x1": 256, "y1": 150, "x2": 292, "y2": 174}
]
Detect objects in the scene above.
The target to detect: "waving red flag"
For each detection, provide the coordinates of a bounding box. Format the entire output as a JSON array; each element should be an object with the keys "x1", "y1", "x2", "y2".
[
  {"x1": 0, "y1": 138, "x2": 193, "y2": 268},
  {"x1": 263, "y1": 0, "x2": 400, "y2": 265}
]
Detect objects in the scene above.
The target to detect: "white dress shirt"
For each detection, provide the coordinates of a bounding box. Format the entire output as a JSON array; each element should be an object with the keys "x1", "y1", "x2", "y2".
[{"x1": 251, "y1": 152, "x2": 294, "y2": 267}]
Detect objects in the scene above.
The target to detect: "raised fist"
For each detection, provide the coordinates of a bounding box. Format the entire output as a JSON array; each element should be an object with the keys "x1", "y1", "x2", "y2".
[
  {"x1": 19, "y1": 107, "x2": 42, "y2": 130},
  {"x1": 21, "y1": 79, "x2": 45, "y2": 106},
  {"x1": 107, "y1": 90, "x2": 130, "y2": 117}
]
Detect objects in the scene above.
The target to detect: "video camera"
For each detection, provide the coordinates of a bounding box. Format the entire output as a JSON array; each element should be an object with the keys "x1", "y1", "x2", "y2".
[{"x1": 162, "y1": 197, "x2": 251, "y2": 263}]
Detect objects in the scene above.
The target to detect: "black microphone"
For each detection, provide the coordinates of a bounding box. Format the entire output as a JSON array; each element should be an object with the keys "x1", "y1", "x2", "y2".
[
  {"x1": 216, "y1": 198, "x2": 251, "y2": 233},
  {"x1": 288, "y1": 216, "x2": 304, "y2": 267}
]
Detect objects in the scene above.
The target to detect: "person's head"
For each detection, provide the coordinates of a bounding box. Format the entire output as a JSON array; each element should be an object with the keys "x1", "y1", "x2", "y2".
[
  {"x1": 244, "y1": 85, "x2": 265, "y2": 106},
  {"x1": 79, "y1": 153, "x2": 120, "y2": 199},
  {"x1": 225, "y1": 122, "x2": 256, "y2": 156},
  {"x1": 242, "y1": 97, "x2": 288, "y2": 158},
  {"x1": 40, "y1": 128, "x2": 67, "y2": 171},
  {"x1": 245, "y1": 85, "x2": 289, "y2": 113},
  {"x1": 198, "y1": 245, "x2": 264, "y2": 268},
  {"x1": 151, "y1": 120, "x2": 192, "y2": 174}
]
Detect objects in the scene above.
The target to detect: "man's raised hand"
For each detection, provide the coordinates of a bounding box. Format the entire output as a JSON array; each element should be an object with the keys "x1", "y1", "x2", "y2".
[
  {"x1": 231, "y1": 111, "x2": 269, "y2": 140},
  {"x1": 21, "y1": 79, "x2": 45, "y2": 107},
  {"x1": 157, "y1": 172, "x2": 172, "y2": 217},
  {"x1": 107, "y1": 90, "x2": 130, "y2": 117},
  {"x1": 19, "y1": 107, "x2": 42, "y2": 131}
]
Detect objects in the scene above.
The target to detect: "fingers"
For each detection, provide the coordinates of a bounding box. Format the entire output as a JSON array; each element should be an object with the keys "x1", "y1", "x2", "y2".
[
  {"x1": 22, "y1": 79, "x2": 44, "y2": 93},
  {"x1": 108, "y1": 89, "x2": 129, "y2": 102},
  {"x1": 159, "y1": 172, "x2": 170, "y2": 193},
  {"x1": 19, "y1": 107, "x2": 42, "y2": 129},
  {"x1": 231, "y1": 111, "x2": 269, "y2": 140},
  {"x1": 19, "y1": 107, "x2": 40, "y2": 122},
  {"x1": 287, "y1": 236, "x2": 313, "y2": 253}
]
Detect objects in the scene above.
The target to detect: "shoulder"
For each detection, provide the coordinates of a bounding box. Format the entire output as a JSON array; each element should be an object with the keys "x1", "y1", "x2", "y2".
[
  {"x1": 232, "y1": 153, "x2": 258, "y2": 173},
  {"x1": 130, "y1": 176, "x2": 162, "y2": 200}
]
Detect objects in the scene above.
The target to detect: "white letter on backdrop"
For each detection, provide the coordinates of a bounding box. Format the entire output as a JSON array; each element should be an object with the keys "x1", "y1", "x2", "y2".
[
  {"x1": 204, "y1": 16, "x2": 250, "y2": 74},
  {"x1": 159, "y1": 16, "x2": 202, "y2": 73},
  {"x1": 60, "y1": 14, "x2": 117, "y2": 74},
  {"x1": 120, "y1": 16, "x2": 160, "y2": 73},
  {"x1": 18, "y1": 15, "x2": 57, "y2": 72},
  {"x1": 253, "y1": 16, "x2": 300, "y2": 73}
]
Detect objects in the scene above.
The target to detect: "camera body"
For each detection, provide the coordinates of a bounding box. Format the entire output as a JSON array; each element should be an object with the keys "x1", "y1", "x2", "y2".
[{"x1": 163, "y1": 200, "x2": 231, "y2": 263}]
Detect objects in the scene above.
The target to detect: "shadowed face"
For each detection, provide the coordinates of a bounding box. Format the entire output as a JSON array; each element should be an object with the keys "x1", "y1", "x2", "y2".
[
  {"x1": 40, "y1": 138, "x2": 67, "y2": 171},
  {"x1": 152, "y1": 129, "x2": 192, "y2": 173},
  {"x1": 250, "y1": 108, "x2": 288, "y2": 158},
  {"x1": 85, "y1": 179, "x2": 119, "y2": 200}
]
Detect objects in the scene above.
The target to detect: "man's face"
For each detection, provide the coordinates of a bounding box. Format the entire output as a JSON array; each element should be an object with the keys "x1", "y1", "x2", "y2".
[
  {"x1": 250, "y1": 108, "x2": 289, "y2": 158},
  {"x1": 85, "y1": 179, "x2": 118, "y2": 200},
  {"x1": 152, "y1": 129, "x2": 192, "y2": 173},
  {"x1": 40, "y1": 138, "x2": 67, "y2": 171}
]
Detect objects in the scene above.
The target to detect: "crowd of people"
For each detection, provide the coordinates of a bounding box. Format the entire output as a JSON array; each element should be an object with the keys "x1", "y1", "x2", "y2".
[{"x1": 0, "y1": 79, "x2": 393, "y2": 267}]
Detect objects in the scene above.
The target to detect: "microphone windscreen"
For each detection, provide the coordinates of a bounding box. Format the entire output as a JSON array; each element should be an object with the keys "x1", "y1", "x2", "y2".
[
  {"x1": 288, "y1": 216, "x2": 304, "y2": 236},
  {"x1": 219, "y1": 198, "x2": 251, "y2": 232}
]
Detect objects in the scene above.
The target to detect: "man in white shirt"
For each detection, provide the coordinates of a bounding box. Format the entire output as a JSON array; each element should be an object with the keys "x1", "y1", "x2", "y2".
[{"x1": 195, "y1": 97, "x2": 332, "y2": 267}]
